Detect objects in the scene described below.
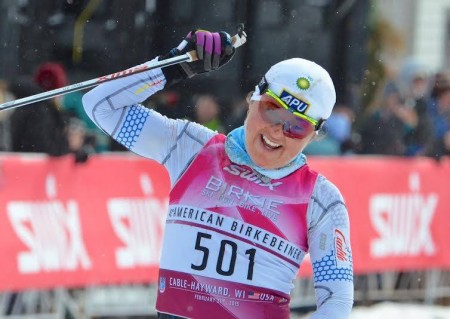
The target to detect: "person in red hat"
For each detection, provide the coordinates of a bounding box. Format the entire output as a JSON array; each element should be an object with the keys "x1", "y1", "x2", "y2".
[
  {"x1": 9, "y1": 76, "x2": 69, "y2": 155},
  {"x1": 34, "y1": 62, "x2": 68, "y2": 92},
  {"x1": 32, "y1": 62, "x2": 96, "y2": 161}
]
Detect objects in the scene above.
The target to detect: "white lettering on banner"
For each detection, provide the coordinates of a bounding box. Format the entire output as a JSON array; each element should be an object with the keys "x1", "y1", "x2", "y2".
[
  {"x1": 7, "y1": 174, "x2": 92, "y2": 274},
  {"x1": 370, "y1": 173, "x2": 438, "y2": 258},
  {"x1": 108, "y1": 174, "x2": 168, "y2": 269}
]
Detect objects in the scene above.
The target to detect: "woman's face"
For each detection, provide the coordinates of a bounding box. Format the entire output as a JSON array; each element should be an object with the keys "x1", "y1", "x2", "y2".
[{"x1": 244, "y1": 99, "x2": 315, "y2": 169}]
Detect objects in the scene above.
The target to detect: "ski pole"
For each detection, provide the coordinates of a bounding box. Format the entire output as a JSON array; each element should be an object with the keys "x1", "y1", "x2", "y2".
[{"x1": 0, "y1": 26, "x2": 246, "y2": 112}]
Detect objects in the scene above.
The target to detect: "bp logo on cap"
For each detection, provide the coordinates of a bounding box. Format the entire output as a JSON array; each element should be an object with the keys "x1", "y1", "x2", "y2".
[{"x1": 296, "y1": 77, "x2": 310, "y2": 90}]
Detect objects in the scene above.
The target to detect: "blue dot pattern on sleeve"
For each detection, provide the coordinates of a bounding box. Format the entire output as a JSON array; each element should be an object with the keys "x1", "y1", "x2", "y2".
[
  {"x1": 116, "y1": 104, "x2": 150, "y2": 148},
  {"x1": 312, "y1": 251, "x2": 353, "y2": 282}
]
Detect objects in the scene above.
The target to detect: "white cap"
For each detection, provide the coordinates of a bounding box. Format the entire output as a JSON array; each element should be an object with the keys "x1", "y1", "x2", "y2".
[{"x1": 252, "y1": 58, "x2": 336, "y2": 122}]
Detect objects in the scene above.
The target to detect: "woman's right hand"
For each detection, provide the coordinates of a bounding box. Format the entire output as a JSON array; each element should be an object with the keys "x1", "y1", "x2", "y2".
[{"x1": 161, "y1": 29, "x2": 236, "y2": 85}]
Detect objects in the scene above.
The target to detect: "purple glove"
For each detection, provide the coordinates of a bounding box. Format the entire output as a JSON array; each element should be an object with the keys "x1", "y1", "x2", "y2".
[{"x1": 162, "y1": 29, "x2": 235, "y2": 85}]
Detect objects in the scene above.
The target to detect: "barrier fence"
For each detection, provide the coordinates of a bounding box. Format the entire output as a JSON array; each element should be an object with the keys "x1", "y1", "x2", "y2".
[{"x1": 0, "y1": 153, "x2": 449, "y2": 317}]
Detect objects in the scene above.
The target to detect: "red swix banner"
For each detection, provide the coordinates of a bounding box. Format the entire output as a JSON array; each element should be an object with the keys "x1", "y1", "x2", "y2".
[
  {"x1": 0, "y1": 154, "x2": 449, "y2": 291},
  {"x1": 305, "y1": 156, "x2": 450, "y2": 275},
  {"x1": 0, "y1": 154, "x2": 169, "y2": 291}
]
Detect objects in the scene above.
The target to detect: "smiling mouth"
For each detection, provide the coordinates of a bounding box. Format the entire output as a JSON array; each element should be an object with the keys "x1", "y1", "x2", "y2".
[{"x1": 261, "y1": 134, "x2": 282, "y2": 149}]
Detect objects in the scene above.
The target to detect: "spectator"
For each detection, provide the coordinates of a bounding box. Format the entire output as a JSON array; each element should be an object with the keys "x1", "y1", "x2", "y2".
[
  {"x1": 426, "y1": 71, "x2": 450, "y2": 158},
  {"x1": 150, "y1": 90, "x2": 184, "y2": 119},
  {"x1": 223, "y1": 94, "x2": 249, "y2": 133},
  {"x1": 329, "y1": 106, "x2": 357, "y2": 154},
  {"x1": 359, "y1": 81, "x2": 414, "y2": 155},
  {"x1": 34, "y1": 62, "x2": 68, "y2": 94},
  {"x1": 303, "y1": 130, "x2": 340, "y2": 156},
  {"x1": 63, "y1": 90, "x2": 110, "y2": 152},
  {"x1": 9, "y1": 77, "x2": 69, "y2": 155},
  {"x1": 34, "y1": 62, "x2": 107, "y2": 152},
  {"x1": 191, "y1": 94, "x2": 224, "y2": 133},
  {"x1": 66, "y1": 117, "x2": 95, "y2": 163},
  {"x1": 397, "y1": 58, "x2": 433, "y2": 156},
  {"x1": 304, "y1": 105, "x2": 355, "y2": 156}
]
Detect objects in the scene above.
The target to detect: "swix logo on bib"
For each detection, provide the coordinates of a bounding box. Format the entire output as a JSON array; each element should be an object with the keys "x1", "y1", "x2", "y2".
[
  {"x1": 223, "y1": 164, "x2": 282, "y2": 190},
  {"x1": 280, "y1": 90, "x2": 310, "y2": 114}
]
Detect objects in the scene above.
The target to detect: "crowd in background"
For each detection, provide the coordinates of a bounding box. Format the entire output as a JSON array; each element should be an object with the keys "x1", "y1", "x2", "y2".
[
  {"x1": 303, "y1": 57, "x2": 450, "y2": 159},
  {"x1": 355, "y1": 58, "x2": 450, "y2": 160},
  {"x1": 0, "y1": 57, "x2": 449, "y2": 162}
]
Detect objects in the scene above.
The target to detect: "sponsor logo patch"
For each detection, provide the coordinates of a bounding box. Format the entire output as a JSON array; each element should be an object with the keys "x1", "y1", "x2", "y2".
[
  {"x1": 279, "y1": 90, "x2": 310, "y2": 114},
  {"x1": 296, "y1": 77, "x2": 310, "y2": 90},
  {"x1": 334, "y1": 229, "x2": 351, "y2": 268},
  {"x1": 223, "y1": 164, "x2": 282, "y2": 190}
]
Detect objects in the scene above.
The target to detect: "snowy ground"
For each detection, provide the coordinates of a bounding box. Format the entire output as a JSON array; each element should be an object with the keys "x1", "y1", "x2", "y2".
[{"x1": 294, "y1": 302, "x2": 450, "y2": 319}]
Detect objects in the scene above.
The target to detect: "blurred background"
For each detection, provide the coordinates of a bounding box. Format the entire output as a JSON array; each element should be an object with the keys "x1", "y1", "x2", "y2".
[
  {"x1": 0, "y1": 0, "x2": 449, "y2": 318},
  {"x1": 1, "y1": 0, "x2": 449, "y2": 158}
]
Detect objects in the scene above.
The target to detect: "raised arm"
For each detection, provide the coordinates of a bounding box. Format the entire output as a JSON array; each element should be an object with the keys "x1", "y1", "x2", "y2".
[
  {"x1": 82, "y1": 60, "x2": 216, "y2": 184},
  {"x1": 82, "y1": 29, "x2": 240, "y2": 184}
]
